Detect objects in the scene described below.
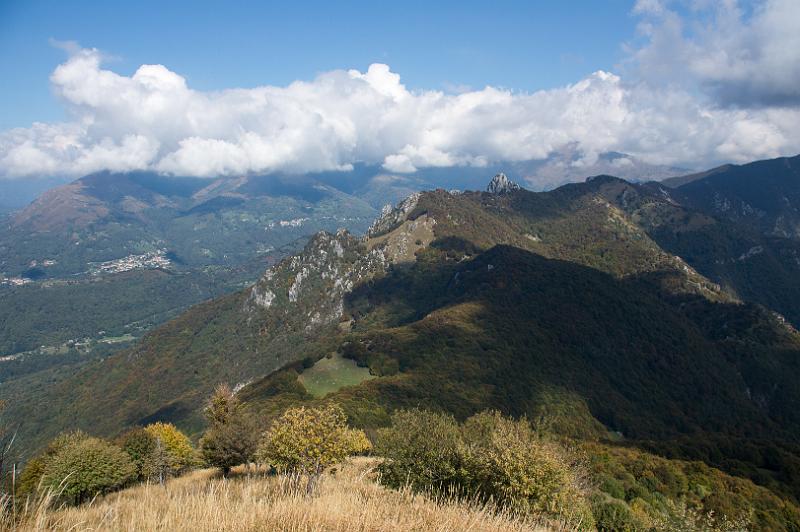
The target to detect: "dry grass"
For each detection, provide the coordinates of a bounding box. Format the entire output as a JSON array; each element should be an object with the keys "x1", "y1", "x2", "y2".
[{"x1": 5, "y1": 458, "x2": 550, "y2": 531}]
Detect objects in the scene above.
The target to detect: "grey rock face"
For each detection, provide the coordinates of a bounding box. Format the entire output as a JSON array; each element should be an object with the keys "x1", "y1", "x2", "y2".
[
  {"x1": 486, "y1": 173, "x2": 521, "y2": 194},
  {"x1": 368, "y1": 192, "x2": 421, "y2": 237},
  {"x1": 244, "y1": 192, "x2": 435, "y2": 334}
]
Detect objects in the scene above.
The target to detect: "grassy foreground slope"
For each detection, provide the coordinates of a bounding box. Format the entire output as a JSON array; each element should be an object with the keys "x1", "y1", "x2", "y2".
[
  {"x1": 13, "y1": 459, "x2": 541, "y2": 532},
  {"x1": 10, "y1": 452, "x2": 799, "y2": 531}
]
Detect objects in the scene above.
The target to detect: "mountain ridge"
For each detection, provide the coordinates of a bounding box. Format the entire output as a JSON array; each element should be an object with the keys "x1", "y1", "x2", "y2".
[
  {"x1": 669, "y1": 154, "x2": 800, "y2": 240},
  {"x1": 4, "y1": 160, "x2": 800, "y2": 511}
]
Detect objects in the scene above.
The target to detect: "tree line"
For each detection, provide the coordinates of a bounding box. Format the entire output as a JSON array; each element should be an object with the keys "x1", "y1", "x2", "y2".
[
  {"x1": 0, "y1": 388, "x2": 774, "y2": 531},
  {"x1": 6, "y1": 384, "x2": 371, "y2": 507}
]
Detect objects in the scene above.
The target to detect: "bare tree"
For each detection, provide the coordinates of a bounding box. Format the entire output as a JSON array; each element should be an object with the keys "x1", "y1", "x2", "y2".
[
  {"x1": 150, "y1": 436, "x2": 169, "y2": 487},
  {"x1": 0, "y1": 401, "x2": 19, "y2": 494}
]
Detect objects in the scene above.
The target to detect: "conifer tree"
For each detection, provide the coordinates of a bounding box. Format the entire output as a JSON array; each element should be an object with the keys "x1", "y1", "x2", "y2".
[{"x1": 199, "y1": 384, "x2": 258, "y2": 476}]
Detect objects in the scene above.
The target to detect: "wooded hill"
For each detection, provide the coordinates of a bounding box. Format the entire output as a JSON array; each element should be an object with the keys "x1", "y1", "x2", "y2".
[{"x1": 4, "y1": 158, "x2": 800, "y2": 528}]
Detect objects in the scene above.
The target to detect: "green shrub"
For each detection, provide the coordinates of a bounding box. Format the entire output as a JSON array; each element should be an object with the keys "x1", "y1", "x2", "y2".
[
  {"x1": 117, "y1": 427, "x2": 158, "y2": 481},
  {"x1": 375, "y1": 409, "x2": 463, "y2": 493},
  {"x1": 591, "y1": 494, "x2": 643, "y2": 532},
  {"x1": 376, "y1": 409, "x2": 593, "y2": 527},
  {"x1": 343, "y1": 428, "x2": 373, "y2": 455},
  {"x1": 598, "y1": 474, "x2": 626, "y2": 500},
  {"x1": 460, "y1": 411, "x2": 588, "y2": 517},
  {"x1": 40, "y1": 435, "x2": 136, "y2": 504},
  {"x1": 17, "y1": 456, "x2": 46, "y2": 496},
  {"x1": 17, "y1": 430, "x2": 89, "y2": 495}
]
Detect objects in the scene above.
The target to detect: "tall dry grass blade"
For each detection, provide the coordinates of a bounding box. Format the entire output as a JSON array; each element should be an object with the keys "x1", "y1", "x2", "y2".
[{"x1": 6, "y1": 458, "x2": 553, "y2": 531}]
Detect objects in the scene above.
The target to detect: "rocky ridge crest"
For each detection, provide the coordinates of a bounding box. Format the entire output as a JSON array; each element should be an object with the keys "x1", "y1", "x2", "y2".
[
  {"x1": 486, "y1": 173, "x2": 520, "y2": 194},
  {"x1": 246, "y1": 191, "x2": 434, "y2": 333}
]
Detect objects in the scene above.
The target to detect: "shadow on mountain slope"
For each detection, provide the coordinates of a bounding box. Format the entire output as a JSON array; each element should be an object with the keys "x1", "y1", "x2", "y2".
[{"x1": 284, "y1": 242, "x2": 800, "y2": 498}]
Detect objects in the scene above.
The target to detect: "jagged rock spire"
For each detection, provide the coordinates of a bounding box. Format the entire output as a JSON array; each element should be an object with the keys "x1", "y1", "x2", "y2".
[{"x1": 486, "y1": 173, "x2": 520, "y2": 194}]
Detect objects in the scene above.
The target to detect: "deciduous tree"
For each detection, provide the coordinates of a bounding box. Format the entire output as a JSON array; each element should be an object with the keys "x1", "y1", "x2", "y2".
[
  {"x1": 144, "y1": 422, "x2": 197, "y2": 477},
  {"x1": 256, "y1": 403, "x2": 366, "y2": 494}
]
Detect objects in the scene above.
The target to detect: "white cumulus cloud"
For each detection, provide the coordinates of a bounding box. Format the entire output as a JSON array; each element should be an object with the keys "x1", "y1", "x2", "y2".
[
  {"x1": 1, "y1": 1, "x2": 799, "y2": 181},
  {"x1": 630, "y1": 0, "x2": 800, "y2": 107}
]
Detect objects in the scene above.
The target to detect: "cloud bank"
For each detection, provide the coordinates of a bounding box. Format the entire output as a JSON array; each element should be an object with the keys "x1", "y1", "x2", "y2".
[
  {"x1": 1, "y1": 0, "x2": 798, "y2": 180},
  {"x1": 631, "y1": 0, "x2": 800, "y2": 107}
]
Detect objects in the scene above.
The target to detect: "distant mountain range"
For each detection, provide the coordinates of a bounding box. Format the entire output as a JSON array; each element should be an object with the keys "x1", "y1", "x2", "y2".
[
  {"x1": 3, "y1": 154, "x2": 800, "y2": 526},
  {"x1": 2, "y1": 152, "x2": 796, "y2": 356},
  {"x1": 4, "y1": 170, "x2": 376, "y2": 275},
  {"x1": 0, "y1": 149, "x2": 686, "y2": 214},
  {"x1": 0, "y1": 151, "x2": 689, "y2": 358},
  {"x1": 0, "y1": 170, "x2": 376, "y2": 357},
  {"x1": 665, "y1": 154, "x2": 800, "y2": 239}
]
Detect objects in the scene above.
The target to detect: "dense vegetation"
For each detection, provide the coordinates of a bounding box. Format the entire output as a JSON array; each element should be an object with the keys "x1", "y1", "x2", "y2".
[
  {"x1": 375, "y1": 408, "x2": 791, "y2": 530},
  {"x1": 4, "y1": 162, "x2": 800, "y2": 528},
  {"x1": 0, "y1": 264, "x2": 264, "y2": 356},
  {"x1": 376, "y1": 409, "x2": 593, "y2": 527},
  {"x1": 7, "y1": 402, "x2": 793, "y2": 530}
]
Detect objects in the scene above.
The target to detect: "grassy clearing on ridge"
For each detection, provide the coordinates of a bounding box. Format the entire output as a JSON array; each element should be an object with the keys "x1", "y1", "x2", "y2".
[{"x1": 298, "y1": 353, "x2": 375, "y2": 398}]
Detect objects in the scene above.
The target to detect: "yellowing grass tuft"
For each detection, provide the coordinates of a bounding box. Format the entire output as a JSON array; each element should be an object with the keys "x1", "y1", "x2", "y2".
[{"x1": 6, "y1": 458, "x2": 551, "y2": 531}]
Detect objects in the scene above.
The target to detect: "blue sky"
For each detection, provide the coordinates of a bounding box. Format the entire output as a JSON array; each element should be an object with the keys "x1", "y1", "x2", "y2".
[
  {"x1": 0, "y1": 0, "x2": 636, "y2": 129},
  {"x1": 0, "y1": 0, "x2": 797, "y2": 183}
]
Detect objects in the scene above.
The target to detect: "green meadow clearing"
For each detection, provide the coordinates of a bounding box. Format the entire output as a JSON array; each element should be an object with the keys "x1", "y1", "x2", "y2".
[{"x1": 298, "y1": 353, "x2": 375, "y2": 397}]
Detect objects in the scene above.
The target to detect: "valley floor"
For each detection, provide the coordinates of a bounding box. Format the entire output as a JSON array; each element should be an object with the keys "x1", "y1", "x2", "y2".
[{"x1": 9, "y1": 458, "x2": 548, "y2": 532}]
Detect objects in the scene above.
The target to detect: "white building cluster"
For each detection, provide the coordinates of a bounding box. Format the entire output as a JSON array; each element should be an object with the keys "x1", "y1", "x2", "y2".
[{"x1": 91, "y1": 250, "x2": 171, "y2": 275}]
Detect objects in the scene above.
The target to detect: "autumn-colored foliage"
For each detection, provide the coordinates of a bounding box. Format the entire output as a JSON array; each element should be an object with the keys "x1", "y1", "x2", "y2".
[{"x1": 257, "y1": 403, "x2": 369, "y2": 493}]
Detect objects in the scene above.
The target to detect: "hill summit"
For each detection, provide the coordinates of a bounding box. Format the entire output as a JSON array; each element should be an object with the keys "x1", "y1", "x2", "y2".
[{"x1": 486, "y1": 172, "x2": 521, "y2": 194}]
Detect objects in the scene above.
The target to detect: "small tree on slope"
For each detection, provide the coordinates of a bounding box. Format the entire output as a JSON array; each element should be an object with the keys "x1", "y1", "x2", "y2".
[
  {"x1": 144, "y1": 422, "x2": 197, "y2": 478},
  {"x1": 199, "y1": 384, "x2": 258, "y2": 476},
  {"x1": 256, "y1": 403, "x2": 367, "y2": 494}
]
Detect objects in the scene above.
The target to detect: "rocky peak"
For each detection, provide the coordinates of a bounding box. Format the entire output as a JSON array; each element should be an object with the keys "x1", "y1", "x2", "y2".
[
  {"x1": 486, "y1": 173, "x2": 520, "y2": 194},
  {"x1": 244, "y1": 225, "x2": 389, "y2": 332},
  {"x1": 244, "y1": 191, "x2": 440, "y2": 334},
  {"x1": 367, "y1": 192, "x2": 421, "y2": 237}
]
